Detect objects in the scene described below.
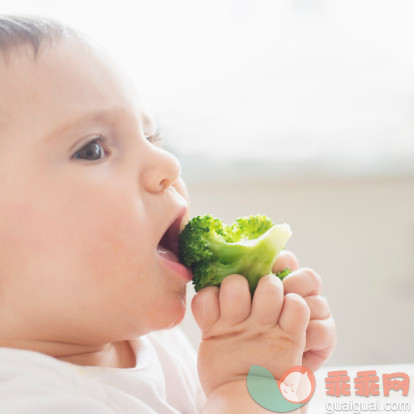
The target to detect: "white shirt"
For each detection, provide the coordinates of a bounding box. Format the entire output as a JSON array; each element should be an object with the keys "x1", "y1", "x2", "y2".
[{"x1": 0, "y1": 326, "x2": 207, "y2": 413}]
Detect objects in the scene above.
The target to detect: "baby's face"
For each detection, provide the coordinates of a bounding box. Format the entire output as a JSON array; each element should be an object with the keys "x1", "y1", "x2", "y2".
[{"x1": 0, "y1": 38, "x2": 191, "y2": 345}]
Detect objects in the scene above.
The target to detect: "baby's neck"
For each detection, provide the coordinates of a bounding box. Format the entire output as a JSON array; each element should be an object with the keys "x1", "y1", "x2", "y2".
[{"x1": 56, "y1": 340, "x2": 137, "y2": 369}]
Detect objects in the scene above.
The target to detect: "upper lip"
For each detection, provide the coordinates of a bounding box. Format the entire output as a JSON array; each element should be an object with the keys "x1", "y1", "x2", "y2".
[{"x1": 157, "y1": 204, "x2": 188, "y2": 257}]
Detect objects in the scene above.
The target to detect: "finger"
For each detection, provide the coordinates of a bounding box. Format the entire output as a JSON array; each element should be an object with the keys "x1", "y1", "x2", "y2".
[
  {"x1": 304, "y1": 317, "x2": 337, "y2": 352},
  {"x1": 219, "y1": 274, "x2": 251, "y2": 325},
  {"x1": 191, "y1": 286, "x2": 220, "y2": 332},
  {"x1": 283, "y1": 267, "x2": 323, "y2": 297},
  {"x1": 272, "y1": 250, "x2": 300, "y2": 274},
  {"x1": 278, "y1": 293, "x2": 310, "y2": 336},
  {"x1": 250, "y1": 274, "x2": 284, "y2": 325},
  {"x1": 304, "y1": 295, "x2": 331, "y2": 320},
  {"x1": 303, "y1": 344, "x2": 336, "y2": 373}
]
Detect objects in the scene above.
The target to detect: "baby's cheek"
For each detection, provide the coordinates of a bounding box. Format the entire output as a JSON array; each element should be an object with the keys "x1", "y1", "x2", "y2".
[
  {"x1": 71, "y1": 195, "x2": 141, "y2": 266},
  {"x1": 79, "y1": 220, "x2": 141, "y2": 282},
  {"x1": 2, "y1": 195, "x2": 52, "y2": 256}
]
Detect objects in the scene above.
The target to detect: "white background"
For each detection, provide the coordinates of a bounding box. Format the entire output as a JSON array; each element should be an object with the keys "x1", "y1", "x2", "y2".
[{"x1": 2, "y1": 0, "x2": 414, "y2": 182}]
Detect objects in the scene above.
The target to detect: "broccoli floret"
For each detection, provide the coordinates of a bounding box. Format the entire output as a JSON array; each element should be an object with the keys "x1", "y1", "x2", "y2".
[{"x1": 178, "y1": 214, "x2": 293, "y2": 295}]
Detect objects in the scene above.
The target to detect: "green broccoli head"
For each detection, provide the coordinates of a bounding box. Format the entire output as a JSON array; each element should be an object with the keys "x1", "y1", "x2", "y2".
[{"x1": 178, "y1": 214, "x2": 293, "y2": 294}]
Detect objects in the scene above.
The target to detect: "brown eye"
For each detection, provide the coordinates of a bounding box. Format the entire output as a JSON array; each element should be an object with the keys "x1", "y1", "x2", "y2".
[{"x1": 73, "y1": 138, "x2": 107, "y2": 161}]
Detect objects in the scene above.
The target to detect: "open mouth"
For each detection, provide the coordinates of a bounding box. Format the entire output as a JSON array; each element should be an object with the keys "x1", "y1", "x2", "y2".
[
  {"x1": 156, "y1": 210, "x2": 185, "y2": 262},
  {"x1": 156, "y1": 206, "x2": 193, "y2": 281}
]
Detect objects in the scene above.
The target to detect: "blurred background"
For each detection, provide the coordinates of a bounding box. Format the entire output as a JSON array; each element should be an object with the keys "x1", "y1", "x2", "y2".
[{"x1": 4, "y1": 0, "x2": 413, "y2": 367}]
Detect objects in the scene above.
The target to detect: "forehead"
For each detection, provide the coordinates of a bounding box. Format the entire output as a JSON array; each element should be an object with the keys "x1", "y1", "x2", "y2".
[{"x1": 0, "y1": 38, "x2": 148, "y2": 138}]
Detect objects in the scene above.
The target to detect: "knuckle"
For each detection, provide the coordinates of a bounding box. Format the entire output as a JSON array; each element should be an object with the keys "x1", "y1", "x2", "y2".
[
  {"x1": 221, "y1": 273, "x2": 244, "y2": 285},
  {"x1": 197, "y1": 285, "x2": 219, "y2": 298},
  {"x1": 311, "y1": 318, "x2": 335, "y2": 344},
  {"x1": 264, "y1": 273, "x2": 283, "y2": 285},
  {"x1": 302, "y1": 267, "x2": 323, "y2": 292},
  {"x1": 259, "y1": 274, "x2": 284, "y2": 293},
  {"x1": 312, "y1": 296, "x2": 331, "y2": 319},
  {"x1": 318, "y1": 295, "x2": 330, "y2": 310},
  {"x1": 221, "y1": 274, "x2": 250, "y2": 294},
  {"x1": 193, "y1": 285, "x2": 215, "y2": 304},
  {"x1": 191, "y1": 292, "x2": 205, "y2": 313},
  {"x1": 203, "y1": 284, "x2": 220, "y2": 293},
  {"x1": 285, "y1": 292, "x2": 308, "y2": 308},
  {"x1": 319, "y1": 321, "x2": 333, "y2": 344},
  {"x1": 281, "y1": 250, "x2": 300, "y2": 270},
  {"x1": 327, "y1": 316, "x2": 336, "y2": 331}
]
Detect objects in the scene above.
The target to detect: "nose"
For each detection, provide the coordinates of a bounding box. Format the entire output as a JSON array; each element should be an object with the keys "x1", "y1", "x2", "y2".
[{"x1": 141, "y1": 144, "x2": 181, "y2": 193}]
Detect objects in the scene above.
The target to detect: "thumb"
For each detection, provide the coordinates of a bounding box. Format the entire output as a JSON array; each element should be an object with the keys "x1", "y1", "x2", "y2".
[{"x1": 191, "y1": 286, "x2": 220, "y2": 332}]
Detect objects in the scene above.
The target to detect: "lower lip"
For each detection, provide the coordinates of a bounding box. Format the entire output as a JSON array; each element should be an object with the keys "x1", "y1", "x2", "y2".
[{"x1": 157, "y1": 247, "x2": 193, "y2": 281}]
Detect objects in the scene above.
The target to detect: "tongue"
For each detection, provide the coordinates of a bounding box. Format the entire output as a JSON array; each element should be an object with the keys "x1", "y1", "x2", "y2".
[{"x1": 157, "y1": 244, "x2": 179, "y2": 263}]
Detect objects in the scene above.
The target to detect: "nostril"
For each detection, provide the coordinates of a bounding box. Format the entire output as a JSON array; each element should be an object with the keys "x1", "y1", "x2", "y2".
[{"x1": 160, "y1": 178, "x2": 170, "y2": 191}]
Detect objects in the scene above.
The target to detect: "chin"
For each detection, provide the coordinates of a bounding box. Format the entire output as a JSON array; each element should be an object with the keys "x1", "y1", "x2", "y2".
[{"x1": 153, "y1": 290, "x2": 187, "y2": 330}]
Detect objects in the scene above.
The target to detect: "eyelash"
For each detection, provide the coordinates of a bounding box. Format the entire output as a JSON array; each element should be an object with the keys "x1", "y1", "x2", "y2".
[
  {"x1": 145, "y1": 128, "x2": 166, "y2": 148},
  {"x1": 72, "y1": 128, "x2": 166, "y2": 161}
]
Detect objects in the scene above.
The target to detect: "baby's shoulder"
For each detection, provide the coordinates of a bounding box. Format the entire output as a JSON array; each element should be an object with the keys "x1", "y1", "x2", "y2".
[
  {"x1": 0, "y1": 347, "x2": 114, "y2": 413},
  {"x1": 0, "y1": 346, "x2": 75, "y2": 385}
]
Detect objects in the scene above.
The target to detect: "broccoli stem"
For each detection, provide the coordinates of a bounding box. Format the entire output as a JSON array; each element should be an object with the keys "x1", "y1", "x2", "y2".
[{"x1": 207, "y1": 224, "x2": 292, "y2": 294}]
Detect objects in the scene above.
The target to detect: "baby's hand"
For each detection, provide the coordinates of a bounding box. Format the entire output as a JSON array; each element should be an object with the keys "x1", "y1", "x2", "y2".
[
  {"x1": 273, "y1": 250, "x2": 337, "y2": 373},
  {"x1": 191, "y1": 273, "x2": 310, "y2": 398}
]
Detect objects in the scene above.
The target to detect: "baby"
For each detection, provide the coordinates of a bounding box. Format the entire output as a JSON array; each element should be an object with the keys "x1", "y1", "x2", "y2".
[{"x1": 0, "y1": 15, "x2": 336, "y2": 413}]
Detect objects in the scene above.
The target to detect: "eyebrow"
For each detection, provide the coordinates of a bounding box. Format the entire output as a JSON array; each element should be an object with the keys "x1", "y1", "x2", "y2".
[{"x1": 43, "y1": 107, "x2": 152, "y2": 143}]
